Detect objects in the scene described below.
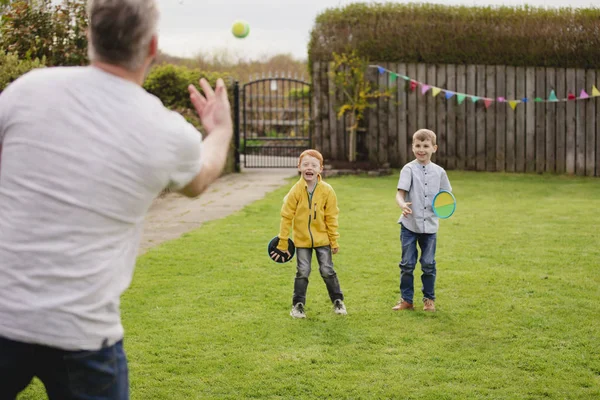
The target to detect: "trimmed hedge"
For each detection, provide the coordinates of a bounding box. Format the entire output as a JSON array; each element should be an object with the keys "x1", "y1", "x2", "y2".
[{"x1": 308, "y1": 3, "x2": 600, "y2": 68}]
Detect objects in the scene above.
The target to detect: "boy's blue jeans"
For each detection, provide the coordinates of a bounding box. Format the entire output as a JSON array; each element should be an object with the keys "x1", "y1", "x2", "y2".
[
  {"x1": 0, "y1": 335, "x2": 128, "y2": 400},
  {"x1": 293, "y1": 246, "x2": 344, "y2": 305},
  {"x1": 399, "y1": 224, "x2": 437, "y2": 304}
]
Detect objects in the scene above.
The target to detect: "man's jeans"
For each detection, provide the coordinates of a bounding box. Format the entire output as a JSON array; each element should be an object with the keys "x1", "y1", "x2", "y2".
[
  {"x1": 293, "y1": 246, "x2": 344, "y2": 305},
  {"x1": 399, "y1": 224, "x2": 437, "y2": 304},
  {"x1": 0, "y1": 336, "x2": 128, "y2": 400}
]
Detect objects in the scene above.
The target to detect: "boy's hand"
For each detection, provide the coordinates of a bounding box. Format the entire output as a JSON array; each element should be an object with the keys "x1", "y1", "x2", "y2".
[
  {"x1": 332, "y1": 247, "x2": 339, "y2": 254},
  {"x1": 270, "y1": 249, "x2": 291, "y2": 262},
  {"x1": 400, "y1": 201, "x2": 412, "y2": 217}
]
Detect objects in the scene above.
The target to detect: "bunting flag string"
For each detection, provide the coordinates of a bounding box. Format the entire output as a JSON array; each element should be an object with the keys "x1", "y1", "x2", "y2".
[{"x1": 371, "y1": 65, "x2": 600, "y2": 111}]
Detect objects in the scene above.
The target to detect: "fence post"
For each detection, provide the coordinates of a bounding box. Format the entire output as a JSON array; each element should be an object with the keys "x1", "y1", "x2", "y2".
[{"x1": 233, "y1": 81, "x2": 241, "y2": 172}]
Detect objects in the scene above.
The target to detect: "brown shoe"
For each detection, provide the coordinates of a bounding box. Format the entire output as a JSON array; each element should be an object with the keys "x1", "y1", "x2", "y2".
[
  {"x1": 423, "y1": 298, "x2": 436, "y2": 312},
  {"x1": 392, "y1": 299, "x2": 414, "y2": 311}
]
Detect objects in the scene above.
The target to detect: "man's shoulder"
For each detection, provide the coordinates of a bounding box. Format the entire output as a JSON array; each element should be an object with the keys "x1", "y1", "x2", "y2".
[
  {"x1": 5, "y1": 66, "x2": 71, "y2": 91},
  {"x1": 21, "y1": 66, "x2": 88, "y2": 82}
]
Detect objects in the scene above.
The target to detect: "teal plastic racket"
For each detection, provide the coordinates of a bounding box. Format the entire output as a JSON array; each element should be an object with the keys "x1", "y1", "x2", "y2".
[{"x1": 432, "y1": 190, "x2": 456, "y2": 219}]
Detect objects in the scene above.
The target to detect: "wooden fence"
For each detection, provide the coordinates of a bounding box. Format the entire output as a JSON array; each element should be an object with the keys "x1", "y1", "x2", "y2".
[{"x1": 312, "y1": 61, "x2": 600, "y2": 176}]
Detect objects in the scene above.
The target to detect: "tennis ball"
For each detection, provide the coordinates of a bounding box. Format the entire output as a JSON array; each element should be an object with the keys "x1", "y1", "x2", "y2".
[{"x1": 231, "y1": 20, "x2": 250, "y2": 39}]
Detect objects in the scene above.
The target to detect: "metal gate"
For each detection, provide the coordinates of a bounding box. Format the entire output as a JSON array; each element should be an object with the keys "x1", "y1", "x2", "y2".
[{"x1": 233, "y1": 75, "x2": 312, "y2": 168}]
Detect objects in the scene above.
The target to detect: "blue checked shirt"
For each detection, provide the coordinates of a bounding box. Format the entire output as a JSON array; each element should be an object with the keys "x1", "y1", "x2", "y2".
[{"x1": 397, "y1": 160, "x2": 452, "y2": 234}]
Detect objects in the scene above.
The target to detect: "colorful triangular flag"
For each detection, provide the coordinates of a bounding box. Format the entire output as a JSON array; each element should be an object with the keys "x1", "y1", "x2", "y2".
[
  {"x1": 484, "y1": 98, "x2": 493, "y2": 109},
  {"x1": 421, "y1": 84, "x2": 431, "y2": 95},
  {"x1": 568, "y1": 92, "x2": 576, "y2": 100},
  {"x1": 497, "y1": 97, "x2": 506, "y2": 103},
  {"x1": 445, "y1": 91, "x2": 455, "y2": 100},
  {"x1": 377, "y1": 66, "x2": 386, "y2": 75},
  {"x1": 521, "y1": 98, "x2": 529, "y2": 103},
  {"x1": 471, "y1": 96, "x2": 480, "y2": 103},
  {"x1": 580, "y1": 89, "x2": 589, "y2": 99},
  {"x1": 509, "y1": 101, "x2": 519, "y2": 110},
  {"x1": 389, "y1": 73, "x2": 398, "y2": 84},
  {"x1": 457, "y1": 94, "x2": 466, "y2": 105},
  {"x1": 432, "y1": 87, "x2": 442, "y2": 97},
  {"x1": 548, "y1": 90, "x2": 558, "y2": 102},
  {"x1": 409, "y1": 80, "x2": 418, "y2": 91},
  {"x1": 534, "y1": 97, "x2": 543, "y2": 102},
  {"x1": 592, "y1": 85, "x2": 600, "y2": 97}
]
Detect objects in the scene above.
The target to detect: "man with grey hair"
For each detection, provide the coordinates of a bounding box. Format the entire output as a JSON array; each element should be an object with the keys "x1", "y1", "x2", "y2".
[{"x1": 0, "y1": 0, "x2": 232, "y2": 398}]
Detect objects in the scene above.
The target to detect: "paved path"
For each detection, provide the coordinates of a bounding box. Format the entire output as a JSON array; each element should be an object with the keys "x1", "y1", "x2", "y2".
[{"x1": 139, "y1": 168, "x2": 296, "y2": 255}]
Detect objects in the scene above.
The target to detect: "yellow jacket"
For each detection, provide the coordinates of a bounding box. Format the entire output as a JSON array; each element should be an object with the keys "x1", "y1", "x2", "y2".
[{"x1": 277, "y1": 175, "x2": 339, "y2": 251}]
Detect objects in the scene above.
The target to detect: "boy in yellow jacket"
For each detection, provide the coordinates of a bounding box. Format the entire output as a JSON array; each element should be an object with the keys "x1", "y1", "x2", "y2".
[{"x1": 271, "y1": 149, "x2": 346, "y2": 318}]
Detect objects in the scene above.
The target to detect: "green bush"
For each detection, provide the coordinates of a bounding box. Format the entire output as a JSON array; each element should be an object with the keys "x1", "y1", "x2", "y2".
[
  {"x1": 143, "y1": 64, "x2": 237, "y2": 174},
  {"x1": 309, "y1": 3, "x2": 600, "y2": 68},
  {"x1": 288, "y1": 86, "x2": 311, "y2": 100},
  {"x1": 143, "y1": 64, "x2": 234, "y2": 111},
  {"x1": 0, "y1": 51, "x2": 45, "y2": 92},
  {"x1": 0, "y1": 0, "x2": 88, "y2": 67}
]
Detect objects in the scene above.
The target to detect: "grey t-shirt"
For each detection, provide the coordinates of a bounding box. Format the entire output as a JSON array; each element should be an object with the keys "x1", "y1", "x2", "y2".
[
  {"x1": 397, "y1": 160, "x2": 452, "y2": 234},
  {"x1": 0, "y1": 66, "x2": 202, "y2": 350}
]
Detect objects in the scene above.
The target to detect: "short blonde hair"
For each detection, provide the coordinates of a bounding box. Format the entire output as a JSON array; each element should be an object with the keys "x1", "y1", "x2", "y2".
[
  {"x1": 413, "y1": 129, "x2": 437, "y2": 146},
  {"x1": 298, "y1": 149, "x2": 324, "y2": 167}
]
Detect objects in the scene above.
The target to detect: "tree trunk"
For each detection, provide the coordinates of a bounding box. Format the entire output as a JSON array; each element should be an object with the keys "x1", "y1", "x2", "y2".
[
  {"x1": 346, "y1": 113, "x2": 357, "y2": 162},
  {"x1": 348, "y1": 128, "x2": 357, "y2": 162}
]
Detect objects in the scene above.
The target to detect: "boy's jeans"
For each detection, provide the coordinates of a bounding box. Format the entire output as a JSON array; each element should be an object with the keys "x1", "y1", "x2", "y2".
[
  {"x1": 0, "y1": 335, "x2": 128, "y2": 400},
  {"x1": 293, "y1": 246, "x2": 344, "y2": 305},
  {"x1": 399, "y1": 224, "x2": 437, "y2": 304}
]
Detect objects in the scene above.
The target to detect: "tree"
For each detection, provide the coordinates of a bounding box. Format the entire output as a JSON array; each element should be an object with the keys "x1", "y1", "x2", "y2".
[
  {"x1": 329, "y1": 51, "x2": 390, "y2": 162},
  {"x1": 0, "y1": 0, "x2": 88, "y2": 66}
]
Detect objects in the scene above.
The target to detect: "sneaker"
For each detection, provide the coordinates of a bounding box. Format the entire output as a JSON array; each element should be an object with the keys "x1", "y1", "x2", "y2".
[
  {"x1": 423, "y1": 298, "x2": 436, "y2": 312},
  {"x1": 290, "y1": 303, "x2": 306, "y2": 319},
  {"x1": 392, "y1": 299, "x2": 414, "y2": 311},
  {"x1": 333, "y1": 299, "x2": 347, "y2": 315}
]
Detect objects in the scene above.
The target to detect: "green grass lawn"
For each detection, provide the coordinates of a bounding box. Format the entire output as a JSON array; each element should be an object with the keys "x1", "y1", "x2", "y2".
[{"x1": 19, "y1": 171, "x2": 600, "y2": 399}]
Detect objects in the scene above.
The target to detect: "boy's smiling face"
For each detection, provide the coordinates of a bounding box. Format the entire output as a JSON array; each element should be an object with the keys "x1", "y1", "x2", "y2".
[
  {"x1": 298, "y1": 155, "x2": 323, "y2": 184},
  {"x1": 412, "y1": 138, "x2": 438, "y2": 165}
]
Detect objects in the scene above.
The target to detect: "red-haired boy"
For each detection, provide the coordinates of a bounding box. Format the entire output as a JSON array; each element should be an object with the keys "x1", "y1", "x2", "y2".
[{"x1": 271, "y1": 149, "x2": 346, "y2": 318}]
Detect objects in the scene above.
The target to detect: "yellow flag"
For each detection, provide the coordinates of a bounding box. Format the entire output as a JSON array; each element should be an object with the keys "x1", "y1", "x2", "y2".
[
  {"x1": 432, "y1": 87, "x2": 442, "y2": 97},
  {"x1": 509, "y1": 101, "x2": 519, "y2": 110},
  {"x1": 592, "y1": 85, "x2": 600, "y2": 97}
]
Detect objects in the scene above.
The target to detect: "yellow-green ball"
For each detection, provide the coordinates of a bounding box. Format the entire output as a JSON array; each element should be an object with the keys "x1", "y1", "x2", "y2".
[{"x1": 231, "y1": 20, "x2": 250, "y2": 39}]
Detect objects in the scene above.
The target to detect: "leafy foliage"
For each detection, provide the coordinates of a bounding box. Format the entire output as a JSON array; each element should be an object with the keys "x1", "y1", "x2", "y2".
[
  {"x1": 309, "y1": 3, "x2": 600, "y2": 68},
  {"x1": 288, "y1": 86, "x2": 311, "y2": 100},
  {"x1": 142, "y1": 64, "x2": 237, "y2": 173},
  {"x1": 330, "y1": 50, "x2": 389, "y2": 128},
  {"x1": 0, "y1": 0, "x2": 88, "y2": 67},
  {"x1": 329, "y1": 50, "x2": 390, "y2": 161},
  {"x1": 143, "y1": 63, "x2": 234, "y2": 124},
  {"x1": 0, "y1": 51, "x2": 44, "y2": 91}
]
